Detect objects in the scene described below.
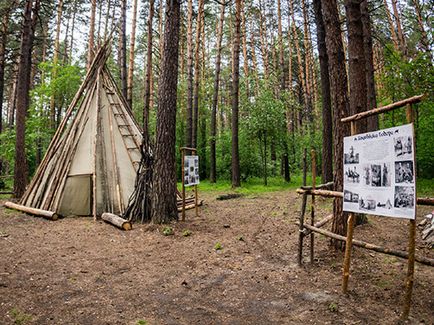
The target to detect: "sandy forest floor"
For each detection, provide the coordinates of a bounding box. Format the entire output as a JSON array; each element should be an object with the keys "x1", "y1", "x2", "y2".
[{"x1": 0, "y1": 191, "x2": 433, "y2": 325}]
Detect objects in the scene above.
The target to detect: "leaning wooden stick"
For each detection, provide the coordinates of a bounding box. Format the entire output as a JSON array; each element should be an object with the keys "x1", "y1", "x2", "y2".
[
  {"x1": 297, "y1": 149, "x2": 308, "y2": 266},
  {"x1": 310, "y1": 149, "x2": 316, "y2": 264}
]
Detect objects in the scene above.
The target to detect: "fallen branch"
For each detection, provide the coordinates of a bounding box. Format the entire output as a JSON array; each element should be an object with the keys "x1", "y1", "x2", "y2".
[
  {"x1": 300, "y1": 181, "x2": 334, "y2": 191},
  {"x1": 3, "y1": 201, "x2": 58, "y2": 220},
  {"x1": 101, "y1": 212, "x2": 132, "y2": 230},
  {"x1": 303, "y1": 222, "x2": 434, "y2": 267}
]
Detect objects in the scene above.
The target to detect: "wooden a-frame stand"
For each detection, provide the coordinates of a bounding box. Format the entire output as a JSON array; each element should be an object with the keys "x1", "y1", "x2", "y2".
[{"x1": 180, "y1": 147, "x2": 199, "y2": 221}]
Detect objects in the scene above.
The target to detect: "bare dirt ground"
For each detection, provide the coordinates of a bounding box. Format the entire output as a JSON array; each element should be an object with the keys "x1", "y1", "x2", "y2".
[{"x1": 0, "y1": 191, "x2": 433, "y2": 325}]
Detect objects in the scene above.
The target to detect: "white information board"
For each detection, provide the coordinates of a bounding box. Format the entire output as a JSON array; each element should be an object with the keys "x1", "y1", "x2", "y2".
[
  {"x1": 343, "y1": 123, "x2": 415, "y2": 219},
  {"x1": 184, "y1": 155, "x2": 200, "y2": 187}
]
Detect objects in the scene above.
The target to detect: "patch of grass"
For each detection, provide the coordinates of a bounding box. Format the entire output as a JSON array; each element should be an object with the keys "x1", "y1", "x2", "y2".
[
  {"x1": 236, "y1": 235, "x2": 245, "y2": 241},
  {"x1": 10, "y1": 308, "x2": 32, "y2": 324},
  {"x1": 135, "y1": 320, "x2": 148, "y2": 325},
  {"x1": 214, "y1": 242, "x2": 223, "y2": 250},
  {"x1": 162, "y1": 226, "x2": 174, "y2": 236},
  {"x1": 417, "y1": 178, "x2": 434, "y2": 197},
  {"x1": 182, "y1": 229, "x2": 192, "y2": 237},
  {"x1": 328, "y1": 302, "x2": 338, "y2": 312}
]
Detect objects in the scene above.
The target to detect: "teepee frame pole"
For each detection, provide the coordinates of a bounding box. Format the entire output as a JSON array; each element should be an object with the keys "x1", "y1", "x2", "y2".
[{"x1": 181, "y1": 148, "x2": 186, "y2": 221}]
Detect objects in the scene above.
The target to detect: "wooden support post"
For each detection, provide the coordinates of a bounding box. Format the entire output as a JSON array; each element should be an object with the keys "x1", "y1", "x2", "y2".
[
  {"x1": 193, "y1": 148, "x2": 199, "y2": 218},
  {"x1": 298, "y1": 148, "x2": 308, "y2": 266},
  {"x1": 401, "y1": 104, "x2": 416, "y2": 320},
  {"x1": 342, "y1": 121, "x2": 357, "y2": 293},
  {"x1": 310, "y1": 149, "x2": 316, "y2": 264},
  {"x1": 181, "y1": 148, "x2": 186, "y2": 221}
]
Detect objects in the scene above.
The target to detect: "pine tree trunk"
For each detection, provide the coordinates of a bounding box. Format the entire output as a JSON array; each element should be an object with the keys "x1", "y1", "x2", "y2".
[
  {"x1": 231, "y1": 0, "x2": 242, "y2": 188},
  {"x1": 151, "y1": 0, "x2": 181, "y2": 224},
  {"x1": 411, "y1": 0, "x2": 430, "y2": 54},
  {"x1": 345, "y1": 0, "x2": 367, "y2": 134},
  {"x1": 192, "y1": 0, "x2": 204, "y2": 149},
  {"x1": 127, "y1": 0, "x2": 138, "y2": 109},
  {"x1": 313, "y1": 0, "x2": 333, "y2": 184},
  {"x1": 49, "y1": 0, "x2": 63, "y2": 129},
  {"x1": 14, "y1": 0, "x2": 40, "y2": 198},
  {"x1": 391, "y1": 0, "x2": 406, "y2": 55},
  {"x1": 185, "y1": 0, "x2": 194, "y2": 148},
  {"x1": 210, "y1": 2, "x2": 225, "y2": 183},
  {"x1": 382, "y1": 0, "x2": 399, "y2": 51},
  {"x1": 143, "y1": 0, "x2": 154, "y2": 140},
  {"x1": 87, "y1": 0, "x2": 96, "y2": 68},
  {"x1": 240, "y1": 1, "x2": 249, "y2": 98},
  {"x1": 258, "y1": 0, "x2": 269, "y2": 79},
  {"x1": 322, "y1": 0, "x2": 350, "y2": 248},
  {"x1": 361, "y1": 0, "x2": 378, "y2": 131},
  {"x1": 119, "y1": 0, "x2": 128, "y2": 100}
]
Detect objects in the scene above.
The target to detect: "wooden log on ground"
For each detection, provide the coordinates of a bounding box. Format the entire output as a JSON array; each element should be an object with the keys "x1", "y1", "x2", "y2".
[
  {"x1": 177, "y1": 200, "x2": 203, "y2": 212},
  {"x1": 101, "y1": 212, "x2": 132, "y2": 230},
  {"x1": 341, "y1": 95, "x2": 424, "y2": 123},
  {"x1": 4, "y1": 201, "x2": 58, "y2": 220},
  {"x1": 302, "y1": 222, "x2": 434, "y2": 267},
  {"x1": 417, "y1": 197, "x2": 434, "y2": 206}
]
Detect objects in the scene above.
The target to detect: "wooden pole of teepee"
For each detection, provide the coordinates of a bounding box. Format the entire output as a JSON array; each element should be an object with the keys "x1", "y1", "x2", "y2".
[
  {"x1": 4, "y1": 201, "x2": 58, "y2": 220},
  {"x1": 92, "y1": 69, "x2": 102, "y2": 220}
]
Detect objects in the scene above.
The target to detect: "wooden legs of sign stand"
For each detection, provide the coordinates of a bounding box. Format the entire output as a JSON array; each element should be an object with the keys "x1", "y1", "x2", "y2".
[
  {"x1": 180, "y1": 147, "x2": 199, "y2": 221},
  {"x1": 342, "y1": 213, "x2": 355, "y2": 294},
  {"x1": 401, "y1": 219, "x2": 416, "y2": 319},
  {"x1": 310, "y1": 150, "x2": 316, "y2": 264},
  {"x1": 401, "y1": 104, "x2": 416, "y2": 320},
  {"x1": 181, "y1": 149, "x2": 186, "y2": 221},
  {"x1": 297, "y1": 149, "x2": 307, "y2": 266}
]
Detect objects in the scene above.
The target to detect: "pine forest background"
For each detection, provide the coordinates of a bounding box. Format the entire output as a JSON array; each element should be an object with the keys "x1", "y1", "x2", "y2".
[{"x1": 0, "y1": 0, "x2": 432, "y2": 191}]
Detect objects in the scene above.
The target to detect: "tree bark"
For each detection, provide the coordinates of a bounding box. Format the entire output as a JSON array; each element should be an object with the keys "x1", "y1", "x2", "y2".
[
  {"x1": 14, "y1": 0, "x2": 40, "y2": 198},
  {"x1": 361, "y1": 0, "x2": 378, "y2": 132},
  {"x1": 127, "y1": 0, "x2": 138, "y2": 109},
  {"x1": 240, "y1": 1, "x2": 249, "y2": 98},
  {"x1": 192, "y1": 0, "x2": 204, "y2": 149},
  {"x1": 210, "y1": 2, "x2": 225, "y2": 183},
  {"x1": 411, "y1": 0, "x2": 430, "y2": 54},
  {"x1": 313, "y1": 0, "x2": 333, "y2": 184},
  {"x1": 345, "y1": 0, "x2": 367, "y2": 134},
  {"x1": 391, "y1": 0, "x2": 406, "y2": 55},
  {"x1": 231, "y1": 0, "x2": 242, "y2": 188},
  {"x1": 87, "y1": 0, "x2": 96, "y2": 68},
  {"x1": 151, "y1": 0, "x2": 181, "y2": 224},
  {"x1": 49, "y1": 0, "x2": 63, "y2": 129},
  {"x1": 382, "y1": 0, "x2": 399, "y2": 51},
  {"x1": 321, "y1": 0, "x2": 350, "y2": 248},
  {"x1": 185, "y1": 0, "x2": 194, "y2": 148},
  {"x1": 143, "y1": 0, "x2": 154, "y2": 140},
  {"x1": 119, "y1": 0, "x2": 128, "y2": 100}
]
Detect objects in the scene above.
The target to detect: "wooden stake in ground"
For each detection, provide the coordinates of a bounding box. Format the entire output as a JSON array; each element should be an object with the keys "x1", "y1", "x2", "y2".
[
  {"x1": 310, "y1": 149, "x2": 316, "y2": 264},
  {"x1": 401, "y1": 104, "x2": 416, "y2": 320},
  {"x1": 297, "y1": 148, "x2": 308, "y2": 266},
  {"x1": 342, "y1": 121, "x2": 356, "y2": 294}
]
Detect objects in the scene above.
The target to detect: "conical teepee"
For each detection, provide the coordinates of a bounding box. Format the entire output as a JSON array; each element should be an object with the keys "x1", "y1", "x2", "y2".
[{"x1": 20, "y1": 43, "x2": 142, "y2": 218}]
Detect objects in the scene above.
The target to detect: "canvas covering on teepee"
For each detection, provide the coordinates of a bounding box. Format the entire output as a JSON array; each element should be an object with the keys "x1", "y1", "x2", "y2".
[{"x1": 20, "y1": 43, "x2": 142, "y2": 218}]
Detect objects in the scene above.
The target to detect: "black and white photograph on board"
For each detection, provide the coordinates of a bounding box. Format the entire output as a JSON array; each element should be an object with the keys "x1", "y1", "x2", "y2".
[
  {"x1": 359, "y1": 196, "x2": 376, "y2": 211},
  {"x1": 395, "y1": 161, "x2": 414, "y2": 184},
  {"x1": 344, "y1": 190, "x2": 359, "y2": 203},
  {"x1": 363, "y1": 164, "x2": 371, "y2": 186},
  {"x1": 394, "y1": 186, "x2": 414, "y2": 209},
  {"x1": 381, "y1": 163, "x2": 391, "y2": 187},
  {"x1": 345, "y1": 166, "x2": 360, "y2": 183},
  {"x1": 344, "y1": 146, "x2": 359, "y2": 164},
  {"x1": 371, "y1": 164, "x2": 382, "y2": 187},
  {"x1": 394, "y1": 136, "x2": 413, "y2": 158}
]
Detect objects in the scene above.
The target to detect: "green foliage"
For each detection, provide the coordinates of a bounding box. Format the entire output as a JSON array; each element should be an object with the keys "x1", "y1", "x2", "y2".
[
  {"x1": 10, "y1": 308, "x2": 32, "y2": 324},
  {"x1": 328, "y1": 302, "x2": 338, "y2": 313},
  {"x1": 214, "y1": 242, "x2": 223, "y2": 250},
  {"x1": 135, "y1": 320, "x2": 148, "y2": 325},
  {"x1": 182, "y1": 229, "x2": 192, "y2": 237},
  {"x1": 379, "y1": 46, "x2": 434, "y2": 178},
  {"x1": 162, "y1": 226, "x2": 174, "y2": 236}
]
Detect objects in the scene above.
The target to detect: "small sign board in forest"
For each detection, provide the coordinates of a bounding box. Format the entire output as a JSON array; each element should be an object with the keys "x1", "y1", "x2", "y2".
[
  {"x1": 184, "y1": 155, "x2": 200, "y2": 187},
  {"x1": 343, "y1": 123, "x2": 416, "y2": 219}
]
